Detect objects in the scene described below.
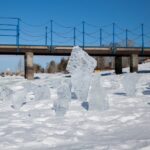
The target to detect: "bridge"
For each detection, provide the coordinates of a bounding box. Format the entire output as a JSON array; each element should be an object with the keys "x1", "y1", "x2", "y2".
[
  {"x1": 0, "y1": 44, "x2": 149, "y2": 79},
  {"x1": 0, "y1": 17, "x2": 150, "y2": 79},
  {"x1": 0, "y1": 45, "x2": 150, "y2": 56}
]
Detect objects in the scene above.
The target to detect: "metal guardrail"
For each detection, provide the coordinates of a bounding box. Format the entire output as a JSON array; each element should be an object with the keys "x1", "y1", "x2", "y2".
[{"x1": 0, "y1": 17, "x2": 150, "y2": 55}]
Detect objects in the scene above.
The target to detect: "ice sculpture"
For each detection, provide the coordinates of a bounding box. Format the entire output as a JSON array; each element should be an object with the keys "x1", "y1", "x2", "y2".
[
  {"x1": 88, "y1": 73, "x2": 109, "y2": 111},
  {"x1": 122, "y1": 73, "x2": 139, "y2": 96},
  {"x1": 0, "y1": 86, "x2": 13, "y2": 101},
  {"x1": 53, "y1": 80, "x2": 71, "y2": 116},
  {"x1": 33, "y1": 84, "x2": 50, "y2": 100},
  {"x1": 66, "y1": 46, "x2": 97, "y2": 102},
  {"x1": 71, "y1": 71, "x2": 91, "y2": 102},
  {"x1": 11, "y1": 86, "x2": 27, "y2": 110},
  {"x1": 23, "y1": 82, "x2": 50, "y2": 101}
]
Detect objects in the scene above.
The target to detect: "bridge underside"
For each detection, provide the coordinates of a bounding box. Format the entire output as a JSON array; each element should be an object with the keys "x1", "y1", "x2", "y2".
[
  {"x1": 0, "y1": 45, "x2": 150, "y2": 56},
  {"x1": 0, "y1": 45, "x2": 149, "y2": 79}
]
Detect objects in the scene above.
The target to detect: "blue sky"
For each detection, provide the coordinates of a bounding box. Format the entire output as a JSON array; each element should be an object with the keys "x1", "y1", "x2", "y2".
[
  {"x1": 0, "y1": 0, "x2": 149, "y2": 25},
  {"x1": 0, "y1": 0, "x2": 150, "y2": 72}
]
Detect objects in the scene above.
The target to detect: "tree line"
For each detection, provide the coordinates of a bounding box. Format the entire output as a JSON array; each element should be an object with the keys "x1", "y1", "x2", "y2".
[{"x1": 33, "y1": 57, "x2": 68, "y2": 73}]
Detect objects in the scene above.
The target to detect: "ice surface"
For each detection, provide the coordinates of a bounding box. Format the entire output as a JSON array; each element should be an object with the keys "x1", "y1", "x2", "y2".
[
  {"x1": 67, "y1": 46, "x2": 97, "y2": 102},
  {"x1": 122, "y1": 73, "x2": 139, "y2": 96},
  {"x1": 53, "y1": 80, "x2": 71, "y2": 116},
  {"x1": 0, "y1": 62, "x2": 150, "y2": 149},
  {"x1": 88, "y1": 73, "x2": 109, "y2": 111}
]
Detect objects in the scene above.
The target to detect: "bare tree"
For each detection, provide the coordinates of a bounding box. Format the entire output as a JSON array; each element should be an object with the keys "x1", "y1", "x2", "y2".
[
  {"x1": 17, "y1": 57, "x2": 24, "y2": 73},
  {"x1": 47, "y1": 60, "x2": 57, "y2": 73},
  {"x1": 119, "y1": 39, "x2": 135, "y2": 47},
  {"x1": 57, "y1": 58, "x2": 68, "y2": 72},
  {"x1": 33, "y1": 63, "x2": 42, "y2": 73}
]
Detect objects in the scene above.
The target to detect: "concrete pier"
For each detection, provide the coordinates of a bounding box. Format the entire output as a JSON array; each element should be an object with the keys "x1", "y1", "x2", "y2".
[
  {"x1": 24, "y1": 52, "x2": 34, "y2": 80},
  {"x1": 94, "y1": 56, "x2": 102, "y2": 70},
  {"x1": 130, "y1": 54, "x2": 138, "y2": 72},
  {"x1": 115, "y1": 56, "x2": 122, "y2": 74}
]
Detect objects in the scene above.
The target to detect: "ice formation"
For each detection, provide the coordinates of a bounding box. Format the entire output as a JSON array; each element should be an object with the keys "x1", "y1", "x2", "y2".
[
  {"x1": 11, "y1": 86, "x2": 27, "y2": 110},
  {"x1": 67, "y1": 46, "x2": 97, "y2": 74},
  {"x1": 122, "y1": 73, "x2": 139, "y2": 96},
  {"x1": 66, "y1": 46, "x2": 97, "y2": 102},
  {"x1": 6, "y1": 81, "x2": 51, "y2": 110},
  {"x1": 88, "y1": 73, "x2": 109, "y2": 111},
  {"x1": 0, "y1": 86, "x2": 12, "y2": 101},
  {"x1": 23, "y1": 82, "x2": 50, "y2": 101},
  {"x1": 53, "y1": 80, "x2": 71, "y2": 116},
  {"x1": 71, "y1": 71, "x2": 92, "y2": 102}
]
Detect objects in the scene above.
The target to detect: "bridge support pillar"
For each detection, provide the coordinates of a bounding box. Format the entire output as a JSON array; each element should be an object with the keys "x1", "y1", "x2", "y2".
[
  {"x1": 94, "y1": 56, "x2": 101, "y2": 70},
  {"x1": 24, "y1": 52, "x2": 34, "y2": 80},
  {"x1": 130, "y1": 54, "x2": 138, "y2": 73},
  {"x1": 115, "y1": 56, "x2": 122, "y2": 74}
]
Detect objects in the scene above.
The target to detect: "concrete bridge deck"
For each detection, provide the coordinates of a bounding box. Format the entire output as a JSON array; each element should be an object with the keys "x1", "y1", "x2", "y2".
[{"x1": 0, "y1": 45, "x2": 150, "y2": 56}]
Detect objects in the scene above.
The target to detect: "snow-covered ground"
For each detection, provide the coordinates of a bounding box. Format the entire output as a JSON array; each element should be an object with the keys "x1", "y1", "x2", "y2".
[{"x1": 0, "y1": 63, "x2": 150, "y2": 150}]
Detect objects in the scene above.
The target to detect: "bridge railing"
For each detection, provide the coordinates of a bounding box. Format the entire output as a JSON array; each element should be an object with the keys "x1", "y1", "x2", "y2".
[{"x1": 0, "y1": 17, "x2": 150, "y2": 54}]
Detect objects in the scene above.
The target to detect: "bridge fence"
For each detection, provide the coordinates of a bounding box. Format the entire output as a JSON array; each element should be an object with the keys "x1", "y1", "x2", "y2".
[{"x1": 0, "y1": 17, "x2": 150, "y2": 52}]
